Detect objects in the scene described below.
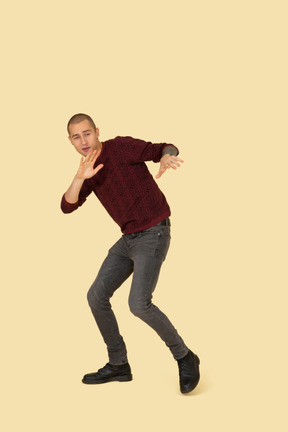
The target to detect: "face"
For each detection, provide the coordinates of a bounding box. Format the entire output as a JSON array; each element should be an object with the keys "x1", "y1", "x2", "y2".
[{"x1": 68, "y1": 120, "x2": 101, "y2": 156}]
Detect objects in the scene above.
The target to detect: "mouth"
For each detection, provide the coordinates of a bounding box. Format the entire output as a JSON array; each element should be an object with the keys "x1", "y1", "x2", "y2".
[{"x1": 82, "y1": 147, "x2": 91, "y2": 153}]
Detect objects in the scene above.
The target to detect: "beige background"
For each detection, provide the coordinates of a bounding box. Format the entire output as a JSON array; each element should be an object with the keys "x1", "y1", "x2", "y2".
[{"x1": 1, "y1": 0, "x2": 287, "y2": 430}]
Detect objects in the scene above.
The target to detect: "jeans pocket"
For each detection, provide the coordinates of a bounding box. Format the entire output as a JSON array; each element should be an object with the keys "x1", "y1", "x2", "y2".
[{"x1": 134, "y1": 231, "x2": 160, "y2": 256}]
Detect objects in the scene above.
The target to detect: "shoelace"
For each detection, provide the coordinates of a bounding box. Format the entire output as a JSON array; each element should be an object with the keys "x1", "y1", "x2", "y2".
[
  {"x1": 177, "y1": 356, "x2": 197, "y2": 377},
  {"x1": 97, "y1": 363, "x2": 111, "y2": 375}
]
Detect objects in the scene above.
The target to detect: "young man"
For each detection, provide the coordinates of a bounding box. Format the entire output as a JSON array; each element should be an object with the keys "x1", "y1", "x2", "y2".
[{"x1": 61, "y1": 113, "x2": 200, "y2": 394}]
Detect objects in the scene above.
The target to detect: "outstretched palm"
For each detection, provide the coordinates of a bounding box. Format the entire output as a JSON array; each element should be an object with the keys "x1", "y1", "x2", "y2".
[{"x1": 77, "y1": 150, "x2": 103, "y2": 180}]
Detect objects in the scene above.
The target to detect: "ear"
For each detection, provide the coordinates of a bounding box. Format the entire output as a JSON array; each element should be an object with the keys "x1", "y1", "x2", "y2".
[{"x1": 96, "y1": 127, "x2": 100, "y2": 138}]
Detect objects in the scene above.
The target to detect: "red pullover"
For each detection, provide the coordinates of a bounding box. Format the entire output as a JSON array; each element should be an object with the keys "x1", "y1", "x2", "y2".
[{"x1": 61, "y1": 136, "x2": 178, "y2": 234}]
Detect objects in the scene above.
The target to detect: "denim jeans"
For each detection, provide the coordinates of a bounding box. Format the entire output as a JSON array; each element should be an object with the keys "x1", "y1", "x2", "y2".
[{"x1": 87, "y1": 221, "x2": 189, "y2": 365}]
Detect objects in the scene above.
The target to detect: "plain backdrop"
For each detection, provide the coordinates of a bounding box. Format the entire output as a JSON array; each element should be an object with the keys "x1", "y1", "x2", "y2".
[{"x1": 1, "y1": 1, "x2": 287, "y2": 431}]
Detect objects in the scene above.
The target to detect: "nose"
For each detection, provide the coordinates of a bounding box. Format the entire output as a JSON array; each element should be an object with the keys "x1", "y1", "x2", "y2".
[{"x1": 81, "y1": 135, "x2": 87, "y2": 145}]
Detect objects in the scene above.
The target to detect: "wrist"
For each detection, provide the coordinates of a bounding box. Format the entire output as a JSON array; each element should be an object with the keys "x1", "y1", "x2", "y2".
[
  {"x1": 160, "y1": 153, "x2": 170, "y2": 161},
  {"x1": 75, "y1": 174, "x2": 86, "y2": 182}
]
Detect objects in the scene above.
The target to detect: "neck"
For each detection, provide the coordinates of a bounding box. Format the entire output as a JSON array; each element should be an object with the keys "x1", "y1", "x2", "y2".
[{"x1": 97, "y1": 139, "x2": 102, "y2": 152}]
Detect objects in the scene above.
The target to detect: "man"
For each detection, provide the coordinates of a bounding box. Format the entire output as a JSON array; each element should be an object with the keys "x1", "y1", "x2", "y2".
[{"x1": 61, "y1": 113, "x2": 200, "y2": 394}]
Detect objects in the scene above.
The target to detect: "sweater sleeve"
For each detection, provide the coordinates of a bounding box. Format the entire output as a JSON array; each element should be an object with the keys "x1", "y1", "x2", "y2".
[
  {"x1": 60, "y1": 180, "x2": 93, "y2": 214},
  {"x1": 116, "y1": 136, "x2": 179, "y2": 164}
]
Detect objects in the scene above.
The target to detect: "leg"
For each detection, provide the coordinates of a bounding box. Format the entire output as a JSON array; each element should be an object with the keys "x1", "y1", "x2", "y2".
[
  {"x1": 87, "y1": 237, "x2": 133, "y2": 365},
  {"x1": 126, "y1": 225, "x2": 189, "y2": 360}
]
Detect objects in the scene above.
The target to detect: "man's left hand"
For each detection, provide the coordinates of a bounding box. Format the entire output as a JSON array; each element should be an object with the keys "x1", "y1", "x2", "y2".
[{"x1": 155, "y1": 154, "x2": 184, "y2": 179}]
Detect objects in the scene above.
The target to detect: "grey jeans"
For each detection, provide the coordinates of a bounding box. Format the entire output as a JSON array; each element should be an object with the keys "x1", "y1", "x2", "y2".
[{"x1": 87, "y1": 221, "x2": 189, "y2": 365}]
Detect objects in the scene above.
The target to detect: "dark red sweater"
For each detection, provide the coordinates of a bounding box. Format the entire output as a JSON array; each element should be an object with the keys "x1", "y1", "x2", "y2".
[{"x1": 61, "y1": 136, "x2": 179, "y2": 233}]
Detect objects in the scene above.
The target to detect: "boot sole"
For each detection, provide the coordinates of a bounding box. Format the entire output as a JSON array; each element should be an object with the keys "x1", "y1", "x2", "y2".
[{"x1": 82, "y1": 374, "x2": 133, "y2": 385}]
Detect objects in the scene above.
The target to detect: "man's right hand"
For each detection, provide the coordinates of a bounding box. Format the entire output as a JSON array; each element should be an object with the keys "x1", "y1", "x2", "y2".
[
  {"x1": 76, "y1": 149, "x2": 104, "y2": 180},
  {"x1": 64, "y1": 150, "x2": 103, "y2": 205}
]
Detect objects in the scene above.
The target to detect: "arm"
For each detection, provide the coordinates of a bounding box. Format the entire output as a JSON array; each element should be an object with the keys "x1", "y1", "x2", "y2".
[
  {"x1": 61, "y1": 150, "x2": 103, "y2": 213},
  {"x1": 64, "y1": 176, "x2": 86, "y2": 204},
  {"x1": 116, "y1": 136, "x2": 179, "y2": 164},
  {"x1": 112, "y1": 136, "x2": 183, "y2": 179}
]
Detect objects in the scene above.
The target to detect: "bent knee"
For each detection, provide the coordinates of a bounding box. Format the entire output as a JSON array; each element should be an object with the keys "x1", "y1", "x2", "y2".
[
  {"x1": 129, "y1": 299, "x2": 151, "y2": 317},
  {"x1": 87, "y1": 282, "x2": 112, "y2": 310},
  {"x1": 87, "y1": 286, "x2": 97, "y2": 308},
  {"x1": 87, "y1": 283, "x2": 104, "y2": 309}
]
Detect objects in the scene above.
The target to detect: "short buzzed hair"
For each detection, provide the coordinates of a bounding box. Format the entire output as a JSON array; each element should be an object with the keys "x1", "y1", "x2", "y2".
[{"x1": 67, "y1": 113, "x2": 96, "y2": 135}]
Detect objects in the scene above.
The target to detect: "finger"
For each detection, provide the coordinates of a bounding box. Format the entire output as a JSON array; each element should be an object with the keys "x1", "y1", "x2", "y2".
[
  {"x1": 174, "y1": 157, "x2": 184, "y2": 163},
  {"x1": 88, "y1": 150, "x2": 97, "y2": 165},
  {"x1": 155, "y1": 170, "x2": 162, "y2": 179},
  {"x1": 169, "y1": 159, "x2": 181, "y2": 169},
  {"x1": 155, "y1": 166, "x2": 166, "y2": 179},
  {"x1": 170, "y1": 157, "x2": 183, "y2": 166},
  {"x1": 167, "y1": 161, "x2": 182, "y2": 170},
  {"x1": 91, "y1": 149, "x2": 101, "y2": 164},
  {"x1": 173, "y1": 161, "x2": 181, "y2": 167},
  {"x1": 85, "y1": 151, "x2": 92, "y2": 162},
  {"x1": 169, "y1": 161, "x2": 178, "y2": 170},
  {"x1": 94, "y1": 164, "x2": 104, "y2": 174}
]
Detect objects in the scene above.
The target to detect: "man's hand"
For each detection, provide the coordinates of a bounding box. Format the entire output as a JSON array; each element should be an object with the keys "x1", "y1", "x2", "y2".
[
  {"x1": 64, "y1": 150, "x2": 103, "y2": 205},
  {"x1": 155, "y1": 154, "x2": 184, "y2": 179},
  {"x1": 76, "y1": 150, "x2": 104, "y2": 180}
]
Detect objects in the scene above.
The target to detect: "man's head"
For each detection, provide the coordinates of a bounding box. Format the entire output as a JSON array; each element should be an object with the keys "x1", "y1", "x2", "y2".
[
  {"x1": 67, "y1": 113, "x2": 101, "y2": 157},
  {"x1": 67, "y1": 113, "x2": 96, "y2": 135}
]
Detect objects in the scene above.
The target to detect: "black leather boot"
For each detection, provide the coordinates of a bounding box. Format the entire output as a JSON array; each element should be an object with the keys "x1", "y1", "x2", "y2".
[
  {"x1": 82, "y1": 362, "x2": 133, "y2": 384},
  {"x1": 177, "y1": 350, "x2": 200, "y2": 394}
]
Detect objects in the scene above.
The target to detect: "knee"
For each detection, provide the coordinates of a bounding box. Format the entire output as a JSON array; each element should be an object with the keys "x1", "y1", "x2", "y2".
[
  {"x1": 87, "y1": 285, "x2": 98, "y2": 309},
  {"x1": 129, "y1": 298, "x2": 150, "y2": 318},
  {"x1": 87, "y1": 279, "x2": 111, "y2": 311},
  {"x1": 87, "y1": 282, "x2": 104, "y2": 310}
]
